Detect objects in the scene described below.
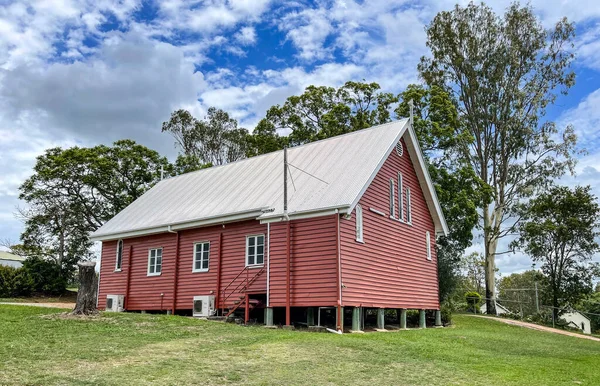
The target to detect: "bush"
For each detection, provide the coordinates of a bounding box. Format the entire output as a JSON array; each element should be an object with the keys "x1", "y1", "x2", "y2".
[
  {"x1": 440, "y1": 302, "x2": 453, "y2": 325},
  {"x1": 465, "y1": 291, "x2": 482, "y2": 313},
  {"x1": 0, "y1": 265, "x2": 33, "y2": 297},
  {"x1": 22, "y1": 256, "x2": 68, "y2": 295}
]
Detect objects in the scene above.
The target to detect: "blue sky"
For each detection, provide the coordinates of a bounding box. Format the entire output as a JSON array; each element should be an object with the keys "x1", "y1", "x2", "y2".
[{"x1": 1, "y1": 0, "x2": 599, "y2": 274}]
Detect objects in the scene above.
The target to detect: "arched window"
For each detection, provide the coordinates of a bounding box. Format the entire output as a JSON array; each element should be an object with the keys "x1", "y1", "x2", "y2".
[
  {"x1": 398, "y1": 172, "x2": 404, "y2": 221},
  {"x1": 389, "y1": 179, "x2": 395, "y2": 218},
  {"x1": 426, "y1": 231, "x2": 431, "y2": 261},
  {"x1": 356, "y1": 204, "x2": 364, "y2": 242},
  {"x1": 406, "y1": 187, "x2": 412, "y2": 223},
  {"x1": 115, "y1": 239, "x2": 123, "y2": 271}
]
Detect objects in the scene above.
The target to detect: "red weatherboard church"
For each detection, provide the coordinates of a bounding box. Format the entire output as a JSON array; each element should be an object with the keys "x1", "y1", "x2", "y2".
[{"x1": 91, "y1": 119, "x2": 448, "y2": 331}]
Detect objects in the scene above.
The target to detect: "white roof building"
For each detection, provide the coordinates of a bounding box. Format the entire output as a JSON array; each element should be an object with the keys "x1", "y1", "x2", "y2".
[{"x1": 91, "y1": 120, "x2": 448, "y2": 242}]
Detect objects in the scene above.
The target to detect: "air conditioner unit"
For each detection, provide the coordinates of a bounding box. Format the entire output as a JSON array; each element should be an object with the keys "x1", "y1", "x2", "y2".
[
  {"x1": 193, "y1": 295, "x2": 215, "y2": 317},
  {"x1": 106, "y1": 294, "x2": 125, "y2": 312}
]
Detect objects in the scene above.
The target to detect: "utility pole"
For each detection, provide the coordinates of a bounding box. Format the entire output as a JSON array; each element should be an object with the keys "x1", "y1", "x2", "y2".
[{"x1": 534, "y1": 281, "x2": 540, "y2": 314}]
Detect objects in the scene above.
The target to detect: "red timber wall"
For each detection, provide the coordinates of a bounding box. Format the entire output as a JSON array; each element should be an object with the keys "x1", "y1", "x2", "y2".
[
  {"x1": 339, "y1": 138, "x2": 439, "y2": 310},
  {"x1": 268, "y1": 215, "x2": 339, "y2": 307},
  {"x1": 98, "y1": 216, "x2": 339, "y2": 310},
  {"x1": 98, "y1": 220, "x2": 267, "y2": 311}
]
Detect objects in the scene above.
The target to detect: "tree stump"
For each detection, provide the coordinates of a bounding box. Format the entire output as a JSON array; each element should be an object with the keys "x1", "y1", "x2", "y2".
[{"x1": 72, "y1": 261, "x2": 98, "y2": 315}]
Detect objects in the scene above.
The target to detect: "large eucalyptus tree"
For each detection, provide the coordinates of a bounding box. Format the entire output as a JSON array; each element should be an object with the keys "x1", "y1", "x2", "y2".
[{"x1": 419, "y1": 2, "x2": 578, "y2": 313}]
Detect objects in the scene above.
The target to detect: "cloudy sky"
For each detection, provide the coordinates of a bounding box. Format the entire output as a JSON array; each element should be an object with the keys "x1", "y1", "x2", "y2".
[{"x1": 0, "y1": 0, "x2": 599, "y2": 274}]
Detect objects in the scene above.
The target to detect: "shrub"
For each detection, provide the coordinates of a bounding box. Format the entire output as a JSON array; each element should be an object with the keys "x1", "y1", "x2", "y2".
[
  {"x1": 440, "y1": 302, "x2": 453, "y2": 325},
  {"x1": 0, "y1": 265, "x2": 33, "y2": 297},
  {"x1": 22, "y1": 256, "x2": 68, "y2": 295},
  {"x1": 465, "y1": 291, "x2": 482, "y2": 313}
]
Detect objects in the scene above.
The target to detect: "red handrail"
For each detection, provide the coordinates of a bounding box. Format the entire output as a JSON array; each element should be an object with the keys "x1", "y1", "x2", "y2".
[{"x1": 220, "y1": 266, "x2": 265, "y2": 315}]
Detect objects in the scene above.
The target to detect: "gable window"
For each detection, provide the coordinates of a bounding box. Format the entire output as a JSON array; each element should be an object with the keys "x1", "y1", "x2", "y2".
[
  {"x1": 356, "y1": 204, "x2": 364, "y2": 242},
  {"x1": 398, "y1": 172, "x2": 404, "y2": 222},
  {"x1": 246, "y1": 235, "x2": 265, "y2": 266},
  {"x1": 407, "y1": 187, "x2": 412, "y2": 223},
  {"x1": 389, "y1": 179, "x2": 395, "y2": 218},
  {"x1": 426, "y1": 231, "x2": 432, "y2": 261},
  {"x1": 115, "y1": 239, "x2": 123, "y2": 271},
  {"x1": 147, "y1": 248, "x2": 163, "y2": 276},
  {"x1": 193, "y1": 242, "x2": 210, "y2": 272}
]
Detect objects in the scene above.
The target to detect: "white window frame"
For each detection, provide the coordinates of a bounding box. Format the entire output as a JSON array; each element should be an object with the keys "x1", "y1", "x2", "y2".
[
  {"x1": 398, "y1": 172, "x2": 404, "y2": 222},
  {"x1": 406, "y1": 187, "x2": 412, "y2": 224},
  {"x1": 192, "y1": 241, "x2": 210, "y2": 273},
  {"x1": 147, "y1": 248, "x2": 163, "y2": 276},
  {"x1": 115, "y1": 239, "x2": 123, "y2": 271},
  {"x1": 426, "y1": 231, "x2": 432, "y2": 261},
  {"x1": 389, "y1": 178, "x2": 395, "y2": 218},
  {"x1": 246, "y1": 234, "x2": 265, "y2": 267},
  {"x1": 356, "y1": 204, "x2": 364, "y2": 243}
]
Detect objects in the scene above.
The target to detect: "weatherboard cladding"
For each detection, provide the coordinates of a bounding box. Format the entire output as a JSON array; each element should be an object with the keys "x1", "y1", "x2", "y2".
[
  {"x1": 340, "y1": 138, "x2": 440, "y2": 310},
  {"x1": 91, "y1": 119, "x2": 411, "y2": 240},
  {"x1": 97, "y1": 120, "x2": 445, "y2": 312}
]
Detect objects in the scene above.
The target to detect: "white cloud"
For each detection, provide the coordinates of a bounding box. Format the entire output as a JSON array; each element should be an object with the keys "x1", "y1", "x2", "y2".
[
  {"x1": 0, "y1": 31, "x2": 205, "y2": 149},
  {"x1": 235, "y1": 26, "x2": 257, "y2": 45}
]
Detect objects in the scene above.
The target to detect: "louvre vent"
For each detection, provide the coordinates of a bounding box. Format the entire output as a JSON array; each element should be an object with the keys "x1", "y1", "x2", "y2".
[{"x1": 396, "y1": 141, "x2": 403, "y2": 157}]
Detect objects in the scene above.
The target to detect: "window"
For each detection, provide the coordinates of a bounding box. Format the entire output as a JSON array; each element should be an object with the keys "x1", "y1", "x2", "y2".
[
  {"x1": 356, "y1": 204, "x2": 364, "y2": 242},
  {"x1": 398, "y1": 172, "x2": 404, "y2": 221},
  {"x1": 389, "y1": 179, "x2": 395, "y2": 217},
  {"x1": 115, "y1": 239, "x2": 123, "y2": 271},
  {"x1": 147, "y1": 248, "x2": 163, "y2": 276},
  {"x1": 406, "y1": 187, "x2": 412, "y2": 223},
  {"x1": 193, "y1": 242, "x2": 210, "y2": 272},
  {"x1": 426, "y1": 231, "x2": 432, "y2": 261},
  {"x1": 246, "y1": 235, "x2": 265, "y2": 266}
]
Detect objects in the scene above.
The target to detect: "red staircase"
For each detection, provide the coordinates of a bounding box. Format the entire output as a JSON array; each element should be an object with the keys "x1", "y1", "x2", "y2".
[{"x1": 220, "y1": 266, "x2": 265, "y2": 323}]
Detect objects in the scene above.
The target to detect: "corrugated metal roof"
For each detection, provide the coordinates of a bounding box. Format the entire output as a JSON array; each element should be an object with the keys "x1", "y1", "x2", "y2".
[
  {"x1": 0, "y1": 251, "x2": 26, "y2": 261},
  {"x1": 93, "y1": 119, "x2": 448, "y2": 240}
]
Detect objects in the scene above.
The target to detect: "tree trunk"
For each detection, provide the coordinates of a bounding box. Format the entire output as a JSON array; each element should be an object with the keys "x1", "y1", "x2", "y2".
[
  {"x1": 72, "y1": 261, "x2": 98, "y2": 315},
  {"x1": 483, "y1": 205, "x2": 497, "y2": 315}
]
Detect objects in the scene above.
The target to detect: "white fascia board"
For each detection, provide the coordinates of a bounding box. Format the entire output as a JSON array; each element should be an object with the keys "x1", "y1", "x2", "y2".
[
  {"x1": 90, "y1": 208, "x2": 266, "y2": 242},
  {"x1": 259, "y1": 206, "x2": 350, "y2": 224},
  {"x1": 347, "y1": 119, "x2": 410, "y2": 215},
  {"x1": 404, "y1": 125, "x2": 449, "y2": 236}
]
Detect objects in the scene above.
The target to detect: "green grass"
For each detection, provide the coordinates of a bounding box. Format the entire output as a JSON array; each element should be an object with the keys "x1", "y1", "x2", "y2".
[
  {"x1": 1, "y1": 306, "x2": 599, "y2": 385},
  {"x1": 0, "y1": 290, "x2": 77, "y2": 304}
]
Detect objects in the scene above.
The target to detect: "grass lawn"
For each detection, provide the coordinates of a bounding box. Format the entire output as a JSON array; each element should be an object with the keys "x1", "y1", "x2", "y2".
[{"x1": 1, "y1": 305, "x2": 599, "y2": 385}]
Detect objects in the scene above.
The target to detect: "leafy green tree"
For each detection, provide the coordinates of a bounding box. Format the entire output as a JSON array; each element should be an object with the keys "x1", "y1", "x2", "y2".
[
  {"x1": 577, "y1": 292, "x2": 600, "y2": 333},
  {"x1": 18, "y1": 141, "x2": 171, "y2": 279},
  {"x1": 498, "y1": 270, "x2": 547, "y2": 316},
  {"x1": 162, "y1": 107, "x2": 249, "y2": 166},
  {"x1": 419, "y1": 2, "x2": 578, "y2": 313},
  {"x1": 264, "y1": 81, "x2": 398, "y2": 146},
  {"x1": 460, "y1": 252, "x2": 487, "y2": 295},
  {"x1": 246, "y1": 119, "x2": 287, "y2": 157},
  {"x1": 513, "y1": 186, "x2": 600, "y2": 319}
]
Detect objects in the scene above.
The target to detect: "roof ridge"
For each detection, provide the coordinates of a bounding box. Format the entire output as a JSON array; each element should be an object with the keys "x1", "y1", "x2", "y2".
[{"x1": 163, "y1": 119, "x2": 409, "y2": 182}]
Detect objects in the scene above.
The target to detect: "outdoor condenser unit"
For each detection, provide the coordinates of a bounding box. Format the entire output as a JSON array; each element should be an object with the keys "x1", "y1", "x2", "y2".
[
  {"x1": 193, "y1": 295, "x2": 215, "y2": 317},
  {"x1": 106, "y1": 294, "x2": 125, "y2": 312}
]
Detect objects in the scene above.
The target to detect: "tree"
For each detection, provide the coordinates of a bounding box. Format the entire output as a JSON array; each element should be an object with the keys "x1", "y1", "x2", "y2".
[
  {"x1": 397, "y1": 85, "x2": 485, "y2": 302},
  {"x1": 264, "y1": 81, "x2": 398, "y2": 146},
  {"x1": 72, "y1": 261, "x2": 97, "y2": 315},
  {"x1": 498, "y1": 270, "x2": 547, "y2": 316},
  {"x1": 162, "y1": 107, "x2": 249, "y2": 166},
  {"x1": 460, "y1": 252, "x2": 487, "y2": 295},
  {"x1": 419, "y1": 2, "x2": 578, "y2": 313},
  {"x1": 18, "y1": 141, "x2": 171, "y2": 280},
  {"x1": 246, "y1": 119, "x2": 287, "y2": 157},
  {"x1": 577, "y1": 292, "x2": 600, "y2": 333},
  {"x1": 513, "y1": 186, "x2": 600, "y2": 319}
]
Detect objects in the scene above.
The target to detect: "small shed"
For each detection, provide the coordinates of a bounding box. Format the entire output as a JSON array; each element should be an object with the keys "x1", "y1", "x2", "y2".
[
  {"x1": 562, "y1": 311, "x2": 592, "y2": 335},
  {"x1": 0, "y1": 251, "x2": 25, "y2": 268}
]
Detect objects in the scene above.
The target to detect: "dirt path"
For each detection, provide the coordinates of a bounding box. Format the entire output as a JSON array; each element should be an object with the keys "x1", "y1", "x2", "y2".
[
  {"x1": 0, "y1": 302, "x2": 75, "y2": 309},
  {"x1": 468, "y1": 315, "x2": 600, "y2": 342}
]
